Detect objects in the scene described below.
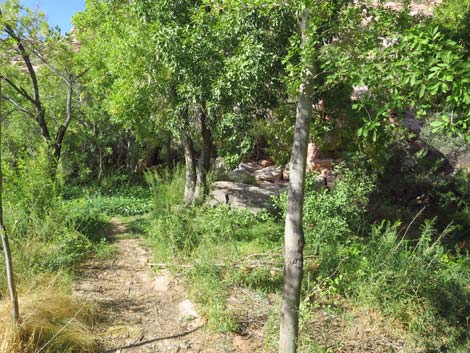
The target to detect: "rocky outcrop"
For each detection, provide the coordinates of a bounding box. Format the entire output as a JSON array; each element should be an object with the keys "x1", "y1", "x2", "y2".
[
  {"x1": 254, "y1": 166, "x2": 283, "y2": 183},
  {"x1": 209, "y1": 181, "x2": 284, "y2": 213}
]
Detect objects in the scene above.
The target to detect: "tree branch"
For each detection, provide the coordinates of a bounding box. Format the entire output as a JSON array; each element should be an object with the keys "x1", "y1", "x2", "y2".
[
  {"x1": 53, "y1": 81, "x2": 73, "y2": 160},
  {"x1": 76, "y1": 68, "x2": 89, "y2": 80},
  {"x1": 0, "y1": 75, "x2": 36, "y2": 105},
  {"x1": 29, "y1": 45, "x2": 69, "y2": 83},
  {"x1": 0, "y1": 95, "x2": 33, "y2": 117},
  {"x1": 2, "y1": 23, "x2": 42, "y2": 109}
]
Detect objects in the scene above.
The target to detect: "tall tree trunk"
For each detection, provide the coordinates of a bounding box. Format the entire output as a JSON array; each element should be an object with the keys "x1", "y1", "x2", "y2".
[
  {"x1": 279, "y1": 8, "x2": 314, "y2": 353},
  {"x1": 183, "y1": 135, "x2": 197, "y2": 205},
  {"x1": 194, "y1": 101, "x2": 213, "y2": 203},
  {"x1": 0, "y1": 79, "x2": 19, "y2": 323}
]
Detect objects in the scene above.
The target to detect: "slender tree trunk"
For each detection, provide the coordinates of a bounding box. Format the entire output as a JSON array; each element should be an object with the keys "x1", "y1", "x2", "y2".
[
  {"x1": 194, "y1": 101, "x2": 213, "y2": 203},
  {"x1": 53, "y1": 81, "x2": 73, "y2": 162},
  {"x1": 98, "y1": 147, "x2": 103, "y2": 184},
  {"x1": 279, "y1": 8, "x2": 314, "y2": 353},
  {"x1": 165, "y1": 134, "x2": 172, "y2": 167},
  {"x1": 0, "y1": 79, "x2": 19, "y2": 323},
  {"x1": 183, "y1": 135, "x2": 197, "y2": 205}
]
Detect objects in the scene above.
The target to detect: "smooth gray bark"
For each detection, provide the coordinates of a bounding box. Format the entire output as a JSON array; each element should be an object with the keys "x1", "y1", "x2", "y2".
[
  {"x1": 0, "y1": 78, "x2": 19, "y2": 323},
  {"x1": 183, "y1": 135, "x2": 197, "y2": 205},
  {"x1": 279, "y1": 8, "x2": 314, "y2": 353}
]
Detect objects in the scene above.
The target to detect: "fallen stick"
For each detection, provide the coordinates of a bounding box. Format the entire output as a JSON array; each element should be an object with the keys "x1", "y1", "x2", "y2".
[{"x1": 150, "y1": 262, "x2": 283, "y2": 272}]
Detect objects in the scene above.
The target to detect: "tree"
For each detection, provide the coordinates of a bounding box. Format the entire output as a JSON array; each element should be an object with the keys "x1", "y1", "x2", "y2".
[
  {"x1": 0, "y1": 1, "x2": 82, "y2": 173},
  {"x1": 75, "y1": 0, "x2": 295, "y2": 203},
  {"x1": 0, "y1": 77, "x2": 19, "y2": 323},
  {"x1": 74, "y1": 1, "x2": 191, "y2": 183},
  {"x1": 279, "y1": 7, "x2": 314, "y2": 352},
  {"x1": 279, "y1": 1, "x2": 352, "y2": 351},
  {"x1": 322, "y1": 5, "x2": 470, "y2": 142}
]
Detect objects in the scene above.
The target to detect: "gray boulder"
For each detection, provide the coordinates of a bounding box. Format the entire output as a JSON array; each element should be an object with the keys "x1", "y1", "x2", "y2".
[{"x1": 209, "y1": 181, "x2": 285, "y2": 213}]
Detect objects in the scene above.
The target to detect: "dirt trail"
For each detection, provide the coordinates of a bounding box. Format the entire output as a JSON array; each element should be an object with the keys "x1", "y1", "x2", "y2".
[
  {"x1": 72, "y1": 218, "x2": 406, "y2": 353},
  {"x1": 73, "y1": 218, "x2": 235, "y2": 353}
]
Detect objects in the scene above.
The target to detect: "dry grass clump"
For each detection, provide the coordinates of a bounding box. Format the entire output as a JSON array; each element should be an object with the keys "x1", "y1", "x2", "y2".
[{"x1": 0, "y1": 283, "x2": 98, "y2": 353}]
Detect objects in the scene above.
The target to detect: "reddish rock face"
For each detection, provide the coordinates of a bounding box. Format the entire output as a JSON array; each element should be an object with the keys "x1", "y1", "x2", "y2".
[
  {"x1": 306, "y1": 143, "x2": 318, "y2": 172},
  {"x1": 306, "y1": 143, "x2": 333, "y2": 172},
  {"x1": 260, "y1": 159, "x2": 273, "y2": 168}
]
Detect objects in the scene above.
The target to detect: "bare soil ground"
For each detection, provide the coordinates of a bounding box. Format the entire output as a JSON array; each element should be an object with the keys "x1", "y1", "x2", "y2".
[{"x1": 73, "y1": 219, "x2": 239, "y2": 353}]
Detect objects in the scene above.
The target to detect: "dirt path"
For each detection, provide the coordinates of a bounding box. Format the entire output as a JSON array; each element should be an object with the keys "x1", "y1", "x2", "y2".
[
  {"x1": 72, "y1": 218, "x2": 407, "y2": 353},
  {"x1": 73, "y1": 218, "x2": 234, "y2": 353}
]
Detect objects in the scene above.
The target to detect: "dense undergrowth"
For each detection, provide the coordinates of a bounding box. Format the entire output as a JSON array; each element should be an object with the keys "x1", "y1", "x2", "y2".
[
  {"x1": 0, "y1": 156, "x2": 151, "y2": 353},
  {"x1": 2, "y1": 155, "x2": 469, "y2": 352},
  {"x1": 146, "y1": 165, "x2": 470, "y2": 352},
  {"x1": 2, "y1": 154, "x2": 470, "y2": 352}
]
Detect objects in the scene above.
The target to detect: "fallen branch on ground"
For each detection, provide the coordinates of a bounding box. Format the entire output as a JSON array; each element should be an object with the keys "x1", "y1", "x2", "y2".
[{"x1": 150, "y1": 262, "x2": 283, "y2": 272}]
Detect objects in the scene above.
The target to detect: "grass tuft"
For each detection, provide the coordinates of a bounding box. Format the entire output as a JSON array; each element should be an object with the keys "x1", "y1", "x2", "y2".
[{"x1": 0, "y1": 278, "x2": 98, "y2": 353}]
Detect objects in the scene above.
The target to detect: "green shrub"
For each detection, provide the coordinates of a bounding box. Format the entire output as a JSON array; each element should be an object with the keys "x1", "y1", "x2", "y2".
[
  {"x1": 64, "y1": 186, "x2": 151, "y2": 219},
  {"x1": 434, "y1": 0, "x2": 470, "y2": 49},
  {"x1": 62, "y1": 200, "x2": 110, "y2": 241},
  {"x1": 145, "y1": 166, "x2": 185, "y2": 216},
  {"x1": 149, "y1": 204, "x2": 282, "y2": 258},
  {"x1": 0, "y1": 152, "x2": 119, "y2": 292},
  {"x1": 274, "y1": 163, "x2": 375, "y2": 274},
  {"x1": 31, "y1": 231, "x2": 94, "y2": 273},
  {"x1": 4, "y1": 146, "x2": 59, "y2": 217},
  {"x1": 348, "y1": 221, "x2": 470, "y2": 351}
]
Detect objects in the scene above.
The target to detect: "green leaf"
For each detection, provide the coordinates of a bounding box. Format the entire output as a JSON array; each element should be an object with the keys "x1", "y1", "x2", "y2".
[
  {"x1": 440, "y1": 114, "x2": 450, "y2": 122},
  {"x1": 419, "y1": 84, "x2": 426, "y2": 98},
  {"x1": 430, "y1": 120, "x2": 445, "y2": 127}
]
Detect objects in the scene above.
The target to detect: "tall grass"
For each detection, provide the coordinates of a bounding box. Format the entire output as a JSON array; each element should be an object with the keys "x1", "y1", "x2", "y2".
[
  {"x1": 0, "y1": 153, "x2": 107, "y2": 353},
  {"x1": 292, "y1": 165, "x2": 470, "y2": 352},
  {"x1": 145, "y1": 166, "x2": 186, "y2": 216},
  {"x1": 0, "y1": 277, "x2": 98, "y2": 353},
  {"x1": 350, "y1": 221, "x2": 470, "y2": 351}
]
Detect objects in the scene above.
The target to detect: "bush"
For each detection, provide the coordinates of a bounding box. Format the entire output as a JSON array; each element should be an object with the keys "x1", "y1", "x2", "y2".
[
  {"x1": 349, "y1": 221, "x2": 470, "y2": 351},
  {"x1": 274, "y1": 163, "x2": 375, "y2": 274},
  {"x1": 272, "y1": 160, "x2": 470, "y2": 350},
  {"x1": 145, "y1": 166, "x2": 185, "y2": 216},
  {"x1": 369, "y1": 132, "x2": 470, "y2": 241},
  {"x1": 0, "y1": 213, "x2": 95, "y2": 294},
  {"x1": 64, "y1": 186, "x2": 151, "y2": 219},
  {"x1": 149, "y1": 204, "x2": 282, "y2": 257},
  {"x1": 0, "y1": 153, "x2": 118, "y2": 293},
  {"x1": 4, "y1": 146, "x2": 59, "y2": 217}
]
